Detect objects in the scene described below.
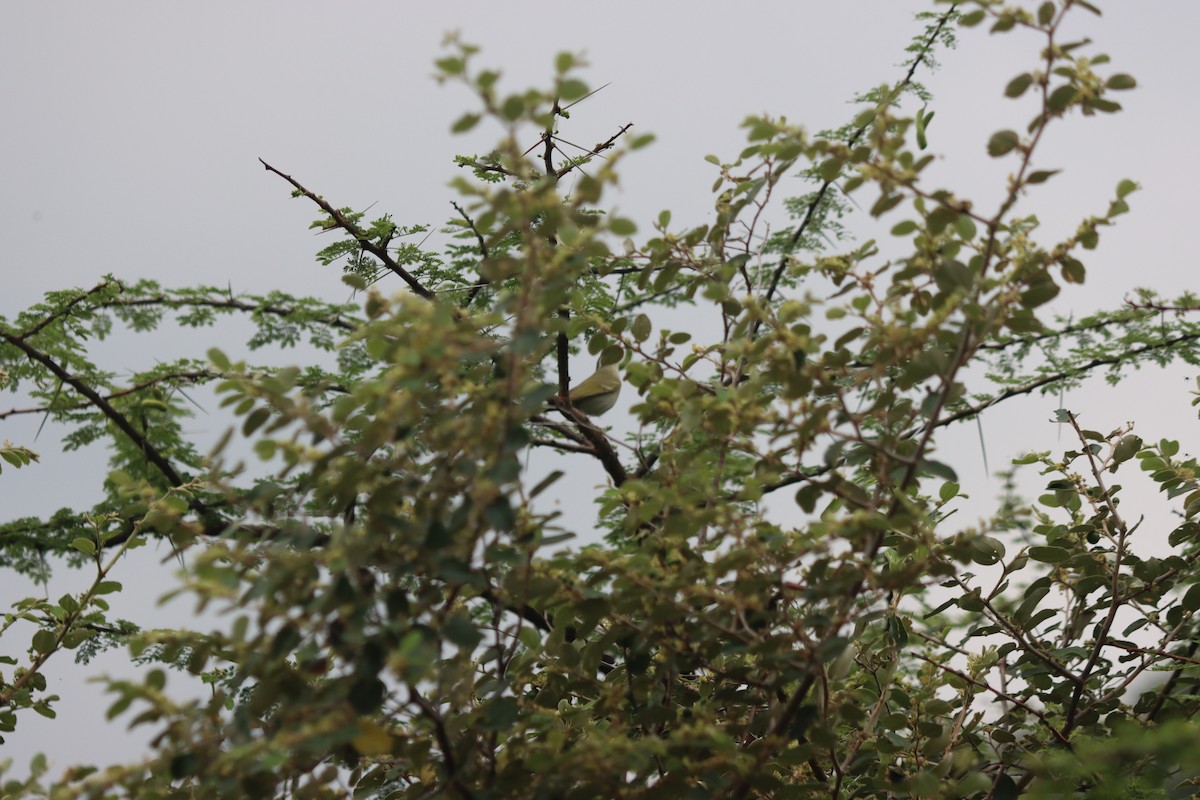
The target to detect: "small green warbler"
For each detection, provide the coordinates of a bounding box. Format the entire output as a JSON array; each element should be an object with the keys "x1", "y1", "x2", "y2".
[{"x1": 567, "y1": 362, "x2": 621, "y2": 416}]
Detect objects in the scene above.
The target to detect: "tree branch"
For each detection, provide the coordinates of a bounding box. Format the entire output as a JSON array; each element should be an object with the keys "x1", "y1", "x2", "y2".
[
  {"x1": 259, "y1": 158, "x2": 435, "y2": 299},
  {"x1": 753, "y1": 6, "x2": 956, "y2": 329},
  {"x1": 407, "y1": 684, "x2": 476, "y2": 800},
  {"x1": 553, "y1": 122, "x2": 633, "y2": 179},
  {"x1": 937, "y1": 329, "x2": 1200, "y2": 429},
  {"x1": 0, "y1": 331, "x2": 185, "y2": 487},
  {"x1": 0, "y1": 370, "x2": 213, "y2": 421},
  {"x1": 97, "y1": 294, "x2": 358, "y2": 332},
  {"x1": 1125, "y1": 297, "x2": 1200, "y2": 314},
  {"x1": 912, "y1": 653, "x2": 1072, "y2": 747},
  {"x1": 455, "y1": 156, "x2": 516, "y2": 179},
  {"x1": 11, "y1": 280, "x2": 122, "y2": 342},
  {"x1": 453, "y1": 201, "x2": 492, "y2": 308},
  {"x1": 548, "y1": 401, "x2": 628, "y2": 486}
]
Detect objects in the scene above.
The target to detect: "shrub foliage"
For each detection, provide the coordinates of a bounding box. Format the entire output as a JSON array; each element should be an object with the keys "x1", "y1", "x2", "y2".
[{"x1": 4, "y1": 2, "x2": 1200, "y2": 797}]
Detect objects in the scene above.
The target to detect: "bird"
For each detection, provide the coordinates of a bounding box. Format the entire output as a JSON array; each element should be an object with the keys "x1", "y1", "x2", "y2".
[{"x1": 567, "y1": 362, "x2": 621, "y2": 416}]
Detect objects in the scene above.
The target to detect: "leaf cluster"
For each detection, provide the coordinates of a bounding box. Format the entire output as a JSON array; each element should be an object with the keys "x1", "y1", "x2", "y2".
[{"x1": 4, "y1": 3, "x2": 1200, "y2": 798}]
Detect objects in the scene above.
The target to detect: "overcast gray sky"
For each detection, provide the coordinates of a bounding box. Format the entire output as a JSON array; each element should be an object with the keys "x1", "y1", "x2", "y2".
[{"x1": 2, "y1": 0, "x2": 1197, "y2": 775}]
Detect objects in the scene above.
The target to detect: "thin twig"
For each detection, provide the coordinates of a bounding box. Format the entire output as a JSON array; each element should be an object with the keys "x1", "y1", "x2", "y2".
[
  {"x1": 0, "y1": 331, "x2": 185, "y2": 487},
  {"x1": 1061, "y1": 411, "x2": 1130, "y2": 736},
  {"x1": 912, "y1": 654, "x2": 1072, "y2": 747},
  {"x1": 11, "y1": 280, "x2": 122, "y2": 342},
  {"x1": 98, "y1": 293, "x2": 357, "y2": 332},
  {"x1": 259, "y1": 158, "x2": 435, "y2": 299},
  {"x1": 455, "y1": 157, "x2": 517, "y2": 179},
  {"x1": 753, "y1": 8, "x2": 956, "y2": 331},
  {"x1": 0, "y1": 370, "x2": 214, "y2": 421},
  {"x1": 554, "y1": 123, "x2": 633, "y2": 179},
  {"x1": 1125, "y1": 297, "x2": 1200, "y2": 314},
  {"x1": 935, "y1": 330, "x2": 1200, "y2": 429},
  {"x1": 452, "y1": 201, "x2": 492, "y2": 307}
]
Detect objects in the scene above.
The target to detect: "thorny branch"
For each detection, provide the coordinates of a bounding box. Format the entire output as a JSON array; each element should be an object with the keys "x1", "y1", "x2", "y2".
[
  {"x1": 259, "y1": 159, "x2": 436, "y2": 299},
  {"x1": 452, "y1": 200, "x2": 492, "y2": 307},
  {"x1": 753, "y1": 6, "x2": 957, "y2": 331},
  {"x1": 0, "y1": 330, "x2": 186, "y2": 488},
  {"x1": 554, "y1": 122, "x2": 633, "y2": 179},
  {"x1": 1125, "y1": 296, "x2": 1200, "y2": 314},
  {"x1": 10, "y1": 280, "x2": 122, "y2": 342}
]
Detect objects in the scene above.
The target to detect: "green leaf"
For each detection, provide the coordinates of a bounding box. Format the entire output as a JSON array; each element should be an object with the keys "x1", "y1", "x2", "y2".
[
  {"x1": 70, "y1": 537, "x2": 96, "y2": 555},
  {"x1": 62, "y1": 629, "x2": 90, "y2": 649},
  {"x1": 451, "y1": 113, "x2": 481, "y2": 133},
  {"x1": 969, "y1": 536, "x2": 1006, "y2": 566},
  {"x1": 254, "y1": 439, "x2": 277, "y2": 460},
  {"x1": 1005, "y1": 73, "x2": 1034, "y2": 98},
  {"x1": 818, "y1": 158, "x2": 843, "y2": 182},
  {"x1": 915, "y1": 107, "x2": 933, "y2": 150},
  {"x1": 500, "y1": 95, "x2": 525, "y2": 121},
  {"x1": 32, "y1": 629, "x2": 56, "y2": 654},
  {"x1": 557, "y1": 79, "x2": 588, "y2": 101},
  {"x1": 991, "y1": 14, "x2": 1016, "y2": 33},
  {"x1": 1112, "y1": 435, "x2": 1143, "y2": 466},
  {"x1": 106, "y1": 694, "x2": 133, "y2": 721},
  {"x1": 853, "y1": 109, "x2": 875, "y2": 128},
  {"x1": 1061, "y1": 257, "x2": 1085, "y2": 284},
  {"x1": 870, "y1": 192, "x2": 905, "y2": 217},
  {"x1": 609, "y1": 217, "x2": 637, "y2": 236},
  {"x1": 243, "y1": 407, "x2": 270, "y2": 436},
  {"x1": 954, "y1": 215, "x2": 977, "y2": 241},
  {"x1": 529, "y1": 470, "x2": 564, "y2": 499},
  {"x1": 207, "y1": 348, "x2": 231, "y2": 371},
  {"x1": 435, "y1": 57, "x2": 464, "y2": 76},
  {"x1": 1029, "y1": 546, "x2": 1070, "y2": 563},
  {"x1": 1183, "y1": 583, "x2": 1200, "y2": 612},
  {"x1": 59, "y1": 594, "x2": 78, "y2": 614},
  {"x1": 480, "y1": 697, "x2": 520, "y2": 732},
  {"x1": 1106, "y1": 73, "x2": 1137, "y2": 91},
  {"x1": 1048, "y1": 85, "x2": 1077, "y2": 111},
  {"x1": 987, "y1": 130, "x2": 1020, "y2": 157},
  {"x1": 1027, "y1": 169, "x2": 1060, "y2": 184},
  {"x1": 443, "y1": 613, "x2": 483, "y2": 649},
  {"x1": 919, "y1": 460, "x2": 958, "y2": 482},
  {"x1": 632, "y1": 314, "x2": 652, "y2": 342},
  {"x1": 1021, "y1": 279, "x2": 1060, "y2": 308},
  {"x1": 959, "y1": 9, "x2": 986, "y2": 27},
  {"x1": 795, "y1": 484, "x2": 821, "y2": 514},
  {"x1": 1185, "y1": 493, "x2": 1200, "y2": 520}
]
